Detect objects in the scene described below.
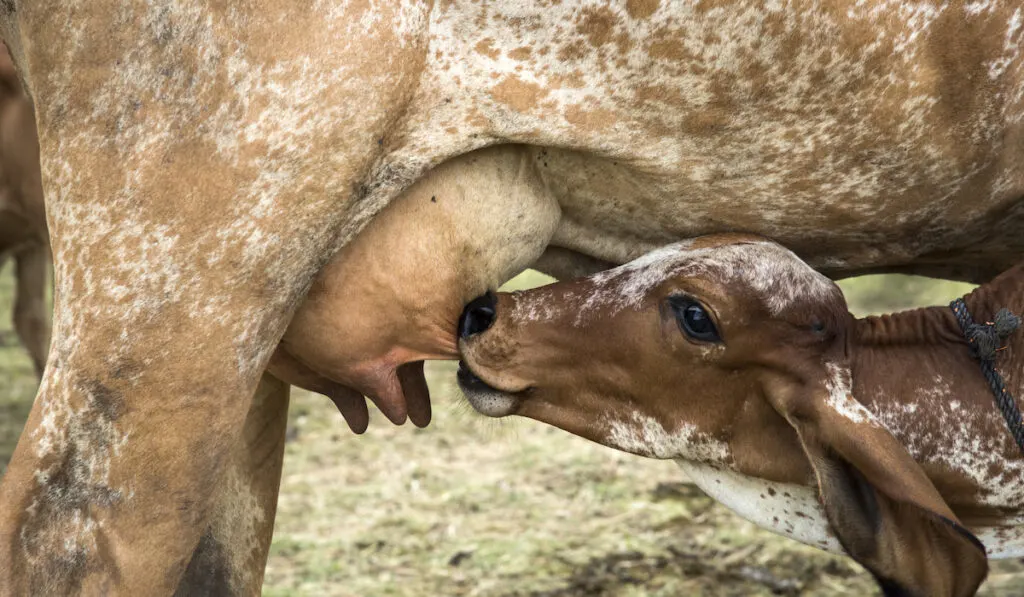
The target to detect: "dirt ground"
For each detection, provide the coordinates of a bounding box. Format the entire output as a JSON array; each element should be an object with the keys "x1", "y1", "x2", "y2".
[{"x1": 1, "y1": 267, "x2": 1022, "y2": 596}]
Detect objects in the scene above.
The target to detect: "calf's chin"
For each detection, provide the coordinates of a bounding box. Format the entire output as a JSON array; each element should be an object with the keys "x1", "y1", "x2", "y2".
[{"x1": 456, "y1": 363, "x2": 522, "y2": 417}]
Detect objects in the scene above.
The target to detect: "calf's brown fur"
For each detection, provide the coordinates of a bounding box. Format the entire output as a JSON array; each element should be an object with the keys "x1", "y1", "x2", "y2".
[{"x1": 460, "y1": 233, "x2": 1024, "y2": 597}]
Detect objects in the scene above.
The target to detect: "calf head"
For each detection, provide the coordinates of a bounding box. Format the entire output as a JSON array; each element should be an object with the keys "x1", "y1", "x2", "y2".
[{"x1": 458, "y1": 233, "x2": 987, "y2": 597}]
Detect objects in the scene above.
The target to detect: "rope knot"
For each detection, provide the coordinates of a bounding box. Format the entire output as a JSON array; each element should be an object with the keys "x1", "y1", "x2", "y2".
[
  {"x1": 964, "y1": 307, "x2": 1020, "y2": 361},
  {"x1": 993, "y1": 308, "x2": 1021, "y2": 338},
  {"x1": 949, "y1": 298, "x2": 1024, "y2": 456}
]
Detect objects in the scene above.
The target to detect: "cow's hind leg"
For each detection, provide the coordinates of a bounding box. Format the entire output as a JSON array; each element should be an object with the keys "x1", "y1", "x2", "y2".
[
  {"x1": 12, "y1": 242, "x2": 49, "y2": 378},
  {"x1": 174, "y1": 374, "x2": 290, "y2": 597}
]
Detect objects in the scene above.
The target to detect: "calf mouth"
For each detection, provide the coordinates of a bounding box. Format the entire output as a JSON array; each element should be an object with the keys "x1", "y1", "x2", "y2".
[{"x1": 456, "y1": 361, "x2": 524, "y2": 418}]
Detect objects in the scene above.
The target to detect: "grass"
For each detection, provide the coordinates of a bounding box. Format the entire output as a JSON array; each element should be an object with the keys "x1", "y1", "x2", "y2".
[{"x1": 1, "y1": 265, "x2": 1021, "y2": 596}]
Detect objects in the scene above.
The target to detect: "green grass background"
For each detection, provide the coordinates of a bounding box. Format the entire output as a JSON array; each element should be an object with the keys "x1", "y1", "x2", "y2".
[{"x1": 2, "y1": 266, "x2": 1020, "y2": 596}]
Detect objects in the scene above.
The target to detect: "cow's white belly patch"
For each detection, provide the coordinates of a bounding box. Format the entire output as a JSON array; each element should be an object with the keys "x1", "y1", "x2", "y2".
[{"x1": 675, "y1": 460, "x2": 1024, "y2": 559}]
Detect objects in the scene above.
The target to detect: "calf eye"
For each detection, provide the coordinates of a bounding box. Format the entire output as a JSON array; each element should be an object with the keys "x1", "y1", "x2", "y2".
[{"x1": 670, "y1": 297, "x2": 721, "y2": 342}]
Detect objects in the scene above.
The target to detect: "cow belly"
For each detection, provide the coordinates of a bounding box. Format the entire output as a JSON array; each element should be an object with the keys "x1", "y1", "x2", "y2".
[
  {"x1": 404, "y1": 0, "x2": 1024, "y2": 281},
  {"x1": 533, "y1": 147, "x2": 1024, "y2": 281}
]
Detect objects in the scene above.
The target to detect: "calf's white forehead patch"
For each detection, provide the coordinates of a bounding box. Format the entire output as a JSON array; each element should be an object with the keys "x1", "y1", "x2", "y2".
[{"x1": 578, "y1": 240, "x2": 837, "y2": 322}]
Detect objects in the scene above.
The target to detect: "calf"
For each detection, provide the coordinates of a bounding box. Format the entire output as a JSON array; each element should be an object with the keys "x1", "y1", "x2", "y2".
[
  {"x1": 457, "y1": 233, "x2": 1024, "y2": 597},
  {"x1": 0, "y1": 46, "x2": 47, "y2": 379}
]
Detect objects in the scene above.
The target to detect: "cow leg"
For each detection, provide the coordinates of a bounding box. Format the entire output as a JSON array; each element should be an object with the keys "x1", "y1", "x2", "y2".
[
  {"x1": 12, "y1": 242, "x2": 49, "y2": 378},
  {"x1": 0, "y1": 2, "x2": 432, "y2": 593},
  {"x1": 173, "y1": 374, "x2": 290, "y2": 597},
  {"x1": 0, "y1": 139, "x2": 403, "y2": 592},
  {"x1": 0, "y1": 131, "x2": 390, "y2": 595},
  {"x1": 0, "y1": 175, "x2": 322, "y2": 596}
]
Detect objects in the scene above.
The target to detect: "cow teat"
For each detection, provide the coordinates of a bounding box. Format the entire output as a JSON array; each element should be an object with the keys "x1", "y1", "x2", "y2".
[{"x1": 267, "y1": 145, "x2": 560, "y2": 432}]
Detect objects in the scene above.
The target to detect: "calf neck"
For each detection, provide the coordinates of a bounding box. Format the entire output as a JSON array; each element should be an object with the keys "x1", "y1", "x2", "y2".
[{"x1": 849, "y1": 262, "x2": 1024, "y2": 538}]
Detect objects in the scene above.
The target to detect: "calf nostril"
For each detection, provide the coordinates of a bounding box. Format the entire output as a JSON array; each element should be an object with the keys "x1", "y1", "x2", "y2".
[{"x1": 459, "y1": 291, "x2": 497, "y2": 339}]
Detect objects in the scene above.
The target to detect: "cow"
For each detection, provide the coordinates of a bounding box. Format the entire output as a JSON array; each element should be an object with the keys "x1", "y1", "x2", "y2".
[
  {"x1": 1, "y1": 1, "x2": 1023, "y2": 594},
  {"x1": 0, "y1": 43, "x2": 47, "y2": 379}
]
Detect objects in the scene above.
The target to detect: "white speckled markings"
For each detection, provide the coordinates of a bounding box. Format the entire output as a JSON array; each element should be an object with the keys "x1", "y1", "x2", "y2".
[
  {"x1": 606, "y1": 412, "x2": 731, "y2": 462},
  {"x1": 677, "y1": 460, "x2": 1024, "y2": 557},
  {"x1": 573, "y1": 241, "x2": 838, "y2": 326},
  {"x1": 3, "y1": 0, "x2": 1024, "y2": 591},
  {"x1": 676, "y1": 459, "x2": 843, "y2": 554},
  {"x1": 824, "y1": 362, "x2": 877, "y2": 425}
]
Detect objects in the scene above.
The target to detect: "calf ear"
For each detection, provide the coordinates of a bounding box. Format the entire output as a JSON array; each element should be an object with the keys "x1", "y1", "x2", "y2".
[{"x1": 763, "y1": 364, "x2": 988, "y2": 597}]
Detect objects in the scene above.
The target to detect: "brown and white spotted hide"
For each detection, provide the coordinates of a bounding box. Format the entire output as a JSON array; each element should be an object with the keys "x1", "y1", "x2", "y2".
[{"x1": 3, "y1": 1, "x2": 1024, "y2": 594}]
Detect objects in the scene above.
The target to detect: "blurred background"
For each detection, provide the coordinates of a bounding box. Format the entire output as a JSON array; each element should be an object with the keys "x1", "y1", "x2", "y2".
[{"x1": 1, "y1": 267, "x2": 1021, "y2": 596}]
